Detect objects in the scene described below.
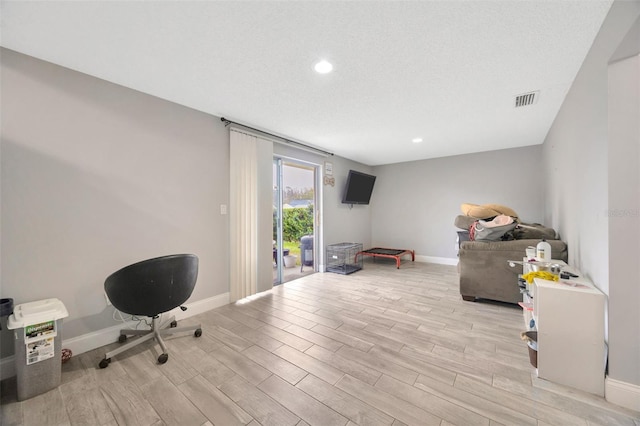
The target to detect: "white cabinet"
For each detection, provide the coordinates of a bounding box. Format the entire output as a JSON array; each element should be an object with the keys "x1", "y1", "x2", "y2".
[{"x1": 530, "y1": 269, "x2": 606, "y2": 396}]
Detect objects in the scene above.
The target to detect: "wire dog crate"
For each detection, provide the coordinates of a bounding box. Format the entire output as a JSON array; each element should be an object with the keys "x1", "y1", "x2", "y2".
[{"x1": 326, "y1": 242, "x2": 363, "y2": 275}]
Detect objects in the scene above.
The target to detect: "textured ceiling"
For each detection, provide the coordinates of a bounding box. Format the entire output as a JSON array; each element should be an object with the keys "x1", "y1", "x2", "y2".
[{"x1": 0, "y1": 1, "x2": 612, "y2": 166}]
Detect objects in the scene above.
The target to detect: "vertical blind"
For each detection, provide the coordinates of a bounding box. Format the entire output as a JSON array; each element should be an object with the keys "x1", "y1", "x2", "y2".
[{"x1": 229, "y1": 128, "x2": 273, "y2": 301}]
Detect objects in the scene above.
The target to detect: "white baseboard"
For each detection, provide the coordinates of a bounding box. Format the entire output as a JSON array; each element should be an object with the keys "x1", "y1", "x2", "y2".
[
  {"x1": 0, "y1": 292, "x2": 229, "y2": 381},
  {"x1": 415, "y1": 255, "x2": 459, "y2": 266},
  {"x1": 63, "y1": 321, "x2": 138, "y2": 359},
  {"x1": 605, "y1": 376, "x2": 640, "y2": 412},
  {"x1": 173, "y1": 292, "x2": 229, "y2": 320}
]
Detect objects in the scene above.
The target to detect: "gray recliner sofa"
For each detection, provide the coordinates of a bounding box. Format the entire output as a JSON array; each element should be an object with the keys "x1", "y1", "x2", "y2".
[
  {"x1": 459, "y1": 239, "x2": 568, "y2": 304},
  {"x1": 455, "y1": 215, "x2": 568, "y2": 304}
]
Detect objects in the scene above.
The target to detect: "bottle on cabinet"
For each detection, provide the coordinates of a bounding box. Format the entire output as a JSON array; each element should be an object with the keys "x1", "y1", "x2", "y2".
[{"x1": 536, "y1": 238, "x2": 552, "y2": 262}]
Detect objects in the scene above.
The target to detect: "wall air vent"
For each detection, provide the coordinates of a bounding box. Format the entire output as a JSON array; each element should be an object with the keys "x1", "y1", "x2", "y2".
[{"x1": 515, "y1": 91, "x2": 539, "y2": 107}]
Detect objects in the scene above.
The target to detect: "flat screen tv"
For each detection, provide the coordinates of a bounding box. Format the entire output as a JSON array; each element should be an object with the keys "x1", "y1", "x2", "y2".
[{"x1": 342, "y1": 170, "x2": 376, "y2": 205}]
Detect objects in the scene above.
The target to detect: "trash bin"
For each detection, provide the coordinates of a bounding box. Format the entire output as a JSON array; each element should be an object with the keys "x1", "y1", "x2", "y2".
[
  {"x1": 0, "y1": 298, "x2": 14, "y2": 328},
  {"x1": 7, "y1": 298, "x2": 69, "y2": 401},
  {"x1": 300, "y1": 235, "x2": 314, "y2": 271}
]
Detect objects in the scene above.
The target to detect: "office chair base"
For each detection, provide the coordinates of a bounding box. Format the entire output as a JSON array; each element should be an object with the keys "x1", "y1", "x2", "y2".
[{"x1": 98, "y1": 315, "x2": 202, "y2": 368}]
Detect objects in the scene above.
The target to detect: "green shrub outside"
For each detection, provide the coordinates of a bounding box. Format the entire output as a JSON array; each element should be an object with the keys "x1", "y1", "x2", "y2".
[
  {"x1": 273, "y1": 205, "x2": 313, "y2": 240},
  {"x1": 282, "y1": 205, "x2": 313, "y2": 242}
]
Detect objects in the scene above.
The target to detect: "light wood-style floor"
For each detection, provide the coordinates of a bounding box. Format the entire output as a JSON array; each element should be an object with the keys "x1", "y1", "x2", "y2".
[{"x1": 2, "y1": 260, "x2": 639, "y2": 426}]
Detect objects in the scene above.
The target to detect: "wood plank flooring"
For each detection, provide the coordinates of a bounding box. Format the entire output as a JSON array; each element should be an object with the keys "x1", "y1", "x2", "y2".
[{"x1": 2, "y1": 260, "x2": 639, "y2": 426}]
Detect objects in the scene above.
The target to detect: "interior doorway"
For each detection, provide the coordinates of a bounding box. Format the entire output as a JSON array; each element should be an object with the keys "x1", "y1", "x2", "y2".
[{"x1": 273, "y1": 158, "x2": 318, "y2": 285}]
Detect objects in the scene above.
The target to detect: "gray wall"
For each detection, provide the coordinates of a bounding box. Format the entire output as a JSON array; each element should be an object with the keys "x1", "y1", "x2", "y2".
[
  {"x1": 542, "y1": 2, "x2": 640, "y2": 387},
  {"x1": 608, "y1": 13, "x2": 640, "y2": 390},
  {"x1": 371, "y1": 145, "x2": 544, "y2": 260},
  {"x1": 1, "y1": 48, "x2": 230, "y2": 355},
  {"x1": 608, "y1": 52, "x2": 640, "y2": 389}
]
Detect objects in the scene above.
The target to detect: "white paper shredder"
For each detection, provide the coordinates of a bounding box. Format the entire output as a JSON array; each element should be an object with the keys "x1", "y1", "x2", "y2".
[{"x1": 7, "y1": 298, "x2": 69, "y2": 401}]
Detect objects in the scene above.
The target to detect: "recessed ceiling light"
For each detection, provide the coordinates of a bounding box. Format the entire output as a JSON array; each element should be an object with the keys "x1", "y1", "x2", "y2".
[
  {"x1": 412, "y1": 138, "x2": 423, "y2": 143},
  {"x1": 314, "y1": 60, "x2": 333, "y2": 74}
]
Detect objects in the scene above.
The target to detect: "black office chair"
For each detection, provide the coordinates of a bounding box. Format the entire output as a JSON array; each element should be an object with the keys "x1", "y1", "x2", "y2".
[{"x1": 99, "y1": 254, "x2": 202, "y2": 368}]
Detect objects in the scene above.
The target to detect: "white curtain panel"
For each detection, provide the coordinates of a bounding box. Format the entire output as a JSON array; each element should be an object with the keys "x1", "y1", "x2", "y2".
[{"x1": 229, "y1": 129, "x2": 273, "y2": 301}]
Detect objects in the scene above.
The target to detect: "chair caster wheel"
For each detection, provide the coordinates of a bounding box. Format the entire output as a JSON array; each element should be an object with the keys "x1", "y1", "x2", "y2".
[
  {"x1": 194, "y1": 328, "x2": 202, "y2": 338},
  {"x1": 118, "y1": 334, "x2": 127, "y2": 343},
  {"x1": 99, "y1": 358, "x2": 111, "y2": 369},
  {"x1": 170, "y1": 320, "x2": 177, "y2": 328},
  {"x1": 158, "y1": 353, "x2": 169, "y2": 364}
]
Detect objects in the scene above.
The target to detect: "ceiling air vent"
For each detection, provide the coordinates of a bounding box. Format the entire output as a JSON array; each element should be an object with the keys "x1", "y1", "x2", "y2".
[{"x1": 515, "y1": 91, "x2": 539, "y2": 107}]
